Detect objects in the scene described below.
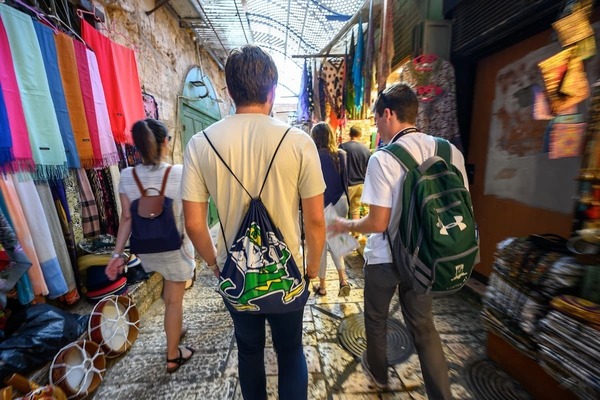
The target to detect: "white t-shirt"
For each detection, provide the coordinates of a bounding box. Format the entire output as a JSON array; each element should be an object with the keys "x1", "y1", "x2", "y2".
[
  {"x1": 181, "y1": 114, "x2": 326, "y2": 267},
  {"x1": 362, "y1": 133, "x2": 469, "y2": 265}
]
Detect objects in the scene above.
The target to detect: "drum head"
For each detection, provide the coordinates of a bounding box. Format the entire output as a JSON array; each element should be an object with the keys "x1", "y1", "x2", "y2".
[
  {"x1": 88, "y1": 295, "x2": 140, "y2": 358},
  {"x1": 50, "y1": 340, "x2": 106, "y2": 400}
]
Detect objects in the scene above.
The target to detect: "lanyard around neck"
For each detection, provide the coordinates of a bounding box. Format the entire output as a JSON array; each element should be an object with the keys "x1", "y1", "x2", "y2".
[{"x1": 390, "y1": 127, "x2": 418, "y2": 144}]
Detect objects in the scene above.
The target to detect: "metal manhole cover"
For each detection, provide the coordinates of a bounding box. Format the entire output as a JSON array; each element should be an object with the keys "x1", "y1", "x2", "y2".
[
  {"x1": 466, "y1": 359, "x2": 532, "y2": 400},
  {"x1": 338, "y1": 313, "x2": 414, "y2": 365}
]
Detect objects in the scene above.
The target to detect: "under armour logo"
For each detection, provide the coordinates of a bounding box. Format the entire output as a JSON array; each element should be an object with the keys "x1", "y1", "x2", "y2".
[
  {"x1": 451, "y1": 264, "x2": 468, "y2": 282},
  {"x1": 437, "y1": 216, "x2": 467, "y2": 235}
]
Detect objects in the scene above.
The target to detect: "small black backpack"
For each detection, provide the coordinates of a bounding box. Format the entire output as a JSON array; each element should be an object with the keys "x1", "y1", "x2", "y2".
[{"x1": 129, "y1": 166, "x2": 182, "y2": 254}]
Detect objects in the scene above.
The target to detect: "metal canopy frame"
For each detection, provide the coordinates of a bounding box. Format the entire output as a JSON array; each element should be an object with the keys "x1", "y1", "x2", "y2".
[{"x1": 167, "y1": 0, "x2": 364, "y2": 97}]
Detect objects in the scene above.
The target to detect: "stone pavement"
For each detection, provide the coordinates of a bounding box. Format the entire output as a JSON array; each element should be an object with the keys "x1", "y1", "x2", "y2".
[{"x1": 90, "y1": 252, "x2": 530, "y2": 399}]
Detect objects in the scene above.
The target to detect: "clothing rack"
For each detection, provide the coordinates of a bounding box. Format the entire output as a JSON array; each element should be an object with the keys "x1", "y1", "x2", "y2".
[{"x1": 291, "y1": 53, "x2": 346, "y2": 58}]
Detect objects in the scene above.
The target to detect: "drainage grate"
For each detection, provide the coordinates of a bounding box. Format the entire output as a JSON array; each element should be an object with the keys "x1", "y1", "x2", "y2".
[
  {"x1": 338, "y1": 313, "x2": 414, "y2": 365},
  {"x1": 466, "y1": 359, "x2": 532, "y2": 400}
]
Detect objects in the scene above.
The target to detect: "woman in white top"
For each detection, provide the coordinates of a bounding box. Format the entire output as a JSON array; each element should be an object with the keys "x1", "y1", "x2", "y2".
[{"x1": 105, "y1": 119, "x2": 195, "y2": 373}]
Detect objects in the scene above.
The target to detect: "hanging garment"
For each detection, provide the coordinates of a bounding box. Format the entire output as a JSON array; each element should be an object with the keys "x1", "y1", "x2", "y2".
[
  {"x1": 86, "y1": 168, "x2": 107, "y2": 234},
  {"x1": 87, "y1": 49, "x2": 119, "y2": 166},
  {"x1": 108, "y1": 165, "x2": 122, "y2": 216},
  {"x1": 353, "y1": 18, "x2": 364, "y2": 110},
  {"x1": 400, "y1": 57, "x2": 463, "y2": 149},
  {"x1": 74, "y1": 40, "x2": 103, "y2": 167},
  {"x1": 33, "y1": 21, "x2": 80, "y2": 169},
  {"x1": 0, "y1": 85, "x2": 13, "y2": 167},
  {"x1": 64, "y1": 170, "x2": 84, "y2": 243},
  {"x1": 0, "y1": 207, "x2": 34, "y2": 305},
  {"x1": 12, "y1": 174, "x2": 68, "y2": 299},
  {"x1": 98, "y1": 168, "x2": 119, "y2": 235},
  {"x1": 0, "y1": 17, "x2": 33, "y2": 172},
  {"x1": 49, "y1": 178, "x2": 80, "y2": 290},
  {"x1": 0, "y1": 4, "x2": 67, "y2": 179},
  {"x1": 312, "y1": 59, "x2": 322, "y2": 122},
  {"x1": 53, "y1": 31, "x2": 94, "y2": 168},
  {"x1": 0, "y1": 174, "x2": 47, "y2": 296},
  {"x1": 377, "y1": 0, "x2": 395, "y2": 90},
  {"x1": 81, "y1": 21, "x2": 145, "y2": 144},
  {"x1": 142, "y1": 91, "x2": 159, "y2": 119},
  {"x1": 76, "y1": 168, "x2": 101, "y2": 238},
  {"x1": 344, "y1": 31, "x2": 356, "y2": 119},
  {"x1": 297, "y1": 60, "x2": 313, "y2": 123},
  {"x1": 35, "y1": 181, "x2": 77, "y2": 295},
  {"x1": 322, "y1": 58, "x2": 345, "y2": 121}
]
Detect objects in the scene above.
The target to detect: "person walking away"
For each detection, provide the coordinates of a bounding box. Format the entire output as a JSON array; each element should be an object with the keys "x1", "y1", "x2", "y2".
[
  {"x1": 181, "y1": 45, "x2": 326, "y2": 400},
  {"x1": 331, "y1": 83, "x2": 465, "y2": 399},
  {"x1": 339, "y1": 125, "x2": 371, "y2": 221},
  {"x1": 105, "y1": 119, "x2": 196, "y2": 374},
  {"x1": 310, "y1": 122, "x2": 351, "y2": 297}
]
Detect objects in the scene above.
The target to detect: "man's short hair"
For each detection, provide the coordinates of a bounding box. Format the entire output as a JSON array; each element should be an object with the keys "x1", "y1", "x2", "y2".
[
  {"x1": 371, "y1": 83, "x2": 418, "y2": 123},
  {"x1": 349, "y1": 126, "x2": 361, "y2": 139},
  {"x1": 225, "y1": 45, "x2": 278, "y2": 107}
]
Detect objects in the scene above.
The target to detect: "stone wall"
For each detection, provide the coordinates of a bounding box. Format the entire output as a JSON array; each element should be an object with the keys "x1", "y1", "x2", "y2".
[{"x1": 94, "y1": 0, "x2": 229, "y2": 162}]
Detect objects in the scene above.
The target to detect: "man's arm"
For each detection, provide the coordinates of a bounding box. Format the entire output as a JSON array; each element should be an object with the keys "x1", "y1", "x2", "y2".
[
  {"x1": 301, "y1": 194, "x2": 326, "y2": 279},
  {"x1": 183, "y1": 200, "x2": 218, "y2": 278},
  {"x1": 329, "y1": 204, "x2": 391, "y2": 235}
]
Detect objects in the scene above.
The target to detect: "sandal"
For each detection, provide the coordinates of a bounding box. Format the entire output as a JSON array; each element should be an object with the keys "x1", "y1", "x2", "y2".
[
  {"x1": 166, "y1": 346, "x2": 196, "y2": 373},
  {"x1": 338, "y1": 282, "x2": 351, "y2": 297},
  {"x1": 312, "y1": 284, "x2": 327, "y2": 296}
]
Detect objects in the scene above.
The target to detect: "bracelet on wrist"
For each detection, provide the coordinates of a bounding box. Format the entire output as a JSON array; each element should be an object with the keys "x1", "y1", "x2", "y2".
[
  {"x1": 111, "y1": 252, "x2": 127, "y2": 259},
  {"x1": 206, "y1": 262, "x2": 219, "y2": 271}
]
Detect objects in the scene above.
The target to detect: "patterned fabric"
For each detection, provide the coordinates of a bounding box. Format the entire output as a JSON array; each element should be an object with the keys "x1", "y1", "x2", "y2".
[
  {"x1": 76, "y1": 168, "x2": 100, "y2": 238},
  {"x1": 142, "y1": 91, "x2": 159, "y2": 119},
  {"x1": 99, "y1": 168, "x2": 119, "y2": 235},
  {"x1": 321, "y1": 58, "x2": 345, "y2": 121},
  {"x1": 64, "y1": 170, "x2": 83, "y2": 244},
  {"x1": 296, "y1": 60, "x2": 313, "y2": 123},
  {"x1": 400, "y1": 57, "x2": 463, "y2": 150},
  {"x1": 86, "y1": 168, "x2": 107, "y2": 234}
]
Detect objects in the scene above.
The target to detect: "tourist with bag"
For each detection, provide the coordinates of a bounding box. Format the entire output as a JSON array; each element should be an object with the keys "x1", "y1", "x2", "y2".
[
  {"x1": 310, "y1": 122, "x2": 352, "y2": 297},
  {"x1": 105, "y1": 118, "x2": 196, "y2": 374},
  {"x1": 330, "y1": 83, "x2": 472, "y2": 398},
  {"x1": 182, "y1": 45, "x2": 326, "y2": 400}
]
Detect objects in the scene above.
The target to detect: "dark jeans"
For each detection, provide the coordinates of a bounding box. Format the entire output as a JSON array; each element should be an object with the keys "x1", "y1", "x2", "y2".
[
  {"x1": 226, "y1": 303, "x2": 308, "y2": 400},
  {"x1": 364, "y1": 263, "x2": 452, "y2": 400}
]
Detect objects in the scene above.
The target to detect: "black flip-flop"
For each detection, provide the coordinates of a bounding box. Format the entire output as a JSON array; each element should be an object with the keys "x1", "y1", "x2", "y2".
[{"x1": 166, "y1": 346, "x2": 196, "y2": 373}]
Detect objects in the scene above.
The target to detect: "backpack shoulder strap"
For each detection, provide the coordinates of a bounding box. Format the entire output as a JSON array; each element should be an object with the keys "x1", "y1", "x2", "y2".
[
  {"x1": 159, "y1": 165, "x2": 172, "y2": 195},
  {"x1": 258, "y1": 127, "x2": 292, "y2": 197},
  {"x1": 202, "y1": 131, "x2": 253, "y2": 199},
  {"x1": 383, "y1": 142, "x2": 418, "y2": 170},
  {"x1": 132, "y1": 167, "x2": 146, "y2": 195},
  {"x1": 434, "y1": 137, "x2": 451, "y2": 165}
]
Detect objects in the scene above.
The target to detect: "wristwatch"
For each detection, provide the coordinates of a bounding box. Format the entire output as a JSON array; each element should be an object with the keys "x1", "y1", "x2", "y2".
[{"x1": 111, "y1": 252, "x2": 128, "y2": 273}]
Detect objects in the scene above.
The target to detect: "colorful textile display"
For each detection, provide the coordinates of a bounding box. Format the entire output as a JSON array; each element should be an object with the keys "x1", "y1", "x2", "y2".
[
  {"x1": 0, "y1": 85, "x2": 12, "y2": 166},
  {"x1": 76, "y1": 168, "x2": 101, "y2": 238},
  {"x1": 549, "y1": 117, "x2": 586, "y2": 159},
  {"x1": 400, "y1": 56, "x2": 463, "y2": 149},
  {"x1": 12, "y1": 174, "x2": 68, "y2": 299},
  {"x1": 0, "y1": 4, "x2": 67, "y2": 178},
  {"x1": 0, "y1": 16, "x2": 34, "y2": 172},
  {"x1": 352, "y1": 18, "x2": 364, "y2": 110},
  {"x1": 322, "y1": 58, "x2": 345, "y2": 125},
  {"x1": 297, "y1": 60, "x2": 313, "y2": 123},
  {"x1": 344, "y1": 31, "x2": 356, "y2": 118},
  {"x1": 54, "y1": 31, "x2": 94, "y2": 168},
  {"x1": 0, "y1": 208, "x2": 33, "y2": 305},
  {"x1": 33, "y1": 21, "x2": 80, "y2": 169}
]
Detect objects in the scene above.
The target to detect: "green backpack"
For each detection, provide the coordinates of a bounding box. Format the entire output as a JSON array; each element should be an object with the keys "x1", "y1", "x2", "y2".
[{"x1": 383, "y1": 137, "x2": 479, "y2": 294}]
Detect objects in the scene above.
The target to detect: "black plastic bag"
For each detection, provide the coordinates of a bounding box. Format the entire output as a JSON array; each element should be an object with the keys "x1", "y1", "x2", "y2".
[{"x1": 0, "y1": 304, "x2": 88, "y2": 382}]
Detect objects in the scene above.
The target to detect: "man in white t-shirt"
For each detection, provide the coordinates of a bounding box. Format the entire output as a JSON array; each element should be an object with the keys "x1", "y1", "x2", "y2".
[
  {"x1": 331, "y1": 83, "x2": 465, "y2": 399},
  {"x1": 181, "y1": 45, "x2": 326, "y2": 400}
]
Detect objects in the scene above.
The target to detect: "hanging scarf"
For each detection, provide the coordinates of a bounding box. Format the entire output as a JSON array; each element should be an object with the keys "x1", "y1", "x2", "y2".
[
  {"x1": 65, "y1": 170, "x2": 84, "y2": 243},
  {"x1": 76, "y1": 168, "x2": 101, "y2": 238},
  {"x1": 0, "y1": 4, "x2": 67, "y2": 179},
  {"x1": 297, "y1": 60, "x2": 311, "y2": 123},
  {"x1": 86, "y1": 168, "x2": 107, "y2": 234},
  {"x1": 49, "y1": 177, "x2": 81, "y2": 291},
  {"x1": 108, "y1": 164, "x2": 122, "y2": 216},
  {"x1": 0, "y1": 208, "x2": 33, "y2": 305},
  {"x1": 142, "y1": 92, "x2": 159, "y2": 119},
  {"x1": 0, "y1": 16, "x2": 34, "y2": 172},
  {"x1": 344, "y1": 31, "x2": 356, "y2": 119},
  {"x1": 74, "y1": 40, "x2": 102, "y2": 166},
  {"x1": 377, "y1": 0, "x2": 395, "y2": 91},
  {"x1": 86, "y1": 49, "x2": 119, "y2": 166},
  {"x1": 81, "y1": 21, "x2": 145, "y2": 144},
  {"x1": 35, "y1": 181, "x2": 77, "y2": 293},
  {"x1": 12, "y1": 174, "x2": 68, "y2": 299},
  {"x1": 33, "y1": 21, "x2": 80, "y2": 169},
  {"x1": 53, "y1": 32, "x2": 94, "y2": 168},
  {"x1": 0, "y1": 173, "x2": 47, "y2": 296},
  {"x1": 0, "y1": 85, "x2": 13, "y2": 167},
  {"x1": 312, "y1": 59, "x2": 322, "y2": 122},
  {"x1": 353, "y1": 17, "x2": 364, "y2": 110}
]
